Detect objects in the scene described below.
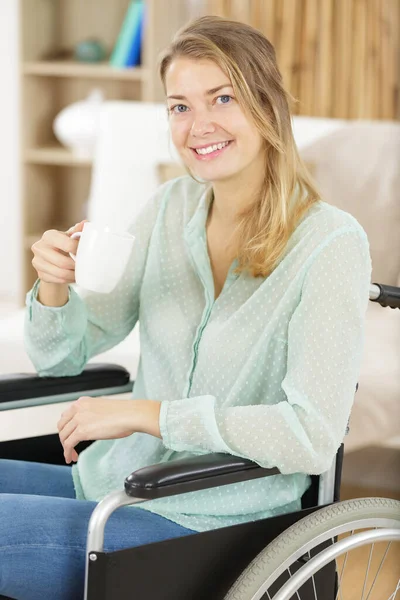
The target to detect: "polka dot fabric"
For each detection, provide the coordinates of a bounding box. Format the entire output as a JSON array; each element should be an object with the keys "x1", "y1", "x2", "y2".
[{"x1": 24, "y1": 176, "x2": 372, "y2": 532}]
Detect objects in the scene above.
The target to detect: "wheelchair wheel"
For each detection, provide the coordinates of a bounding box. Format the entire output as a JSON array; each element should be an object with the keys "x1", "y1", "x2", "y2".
[{"x1": 224, "y1": 497, "x2": 400, "y2": 600}]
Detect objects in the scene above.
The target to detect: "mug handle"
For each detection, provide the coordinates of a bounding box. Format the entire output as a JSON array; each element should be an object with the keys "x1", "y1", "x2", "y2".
[{"x1": 69, "y1": 231, "x2": 82, "y2": 261}]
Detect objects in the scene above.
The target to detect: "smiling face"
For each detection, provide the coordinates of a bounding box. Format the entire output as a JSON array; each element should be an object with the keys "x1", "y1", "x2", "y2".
[{"x1": 165, "y1": 58, "x2": 266, "y2": 184}]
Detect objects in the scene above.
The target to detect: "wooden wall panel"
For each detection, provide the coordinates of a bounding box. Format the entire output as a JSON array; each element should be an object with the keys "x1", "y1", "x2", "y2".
[
  {"x1": 333, "y1": 0, "x2": 353, "y2": 118},
  {"x1": 205, "y1": 0, "x2": 400, "y2": 120}
]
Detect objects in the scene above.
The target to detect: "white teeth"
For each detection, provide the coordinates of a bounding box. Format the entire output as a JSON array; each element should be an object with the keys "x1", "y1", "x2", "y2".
[{"x1": 195, "y1": 141, "x2": 230, "y2": 155}]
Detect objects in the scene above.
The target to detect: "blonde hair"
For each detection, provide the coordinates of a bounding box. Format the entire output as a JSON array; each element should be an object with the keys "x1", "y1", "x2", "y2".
[{"x1": 158, "y1": 15, "x2": 322, "y2": 278}]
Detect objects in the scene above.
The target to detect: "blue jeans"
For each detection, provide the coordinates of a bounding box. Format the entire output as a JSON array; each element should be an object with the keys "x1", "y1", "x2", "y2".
[{"x1": 0, "y1": 459, "x2": 196, "y2": 600}]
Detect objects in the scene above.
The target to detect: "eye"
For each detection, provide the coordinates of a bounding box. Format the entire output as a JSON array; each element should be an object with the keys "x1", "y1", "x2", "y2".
[
  {"x1": 216, "y1": 95, "x2": 234, "y2": 105},
  {"x1": 169, "y1": 104, "x2": 188, "y2": 114}
]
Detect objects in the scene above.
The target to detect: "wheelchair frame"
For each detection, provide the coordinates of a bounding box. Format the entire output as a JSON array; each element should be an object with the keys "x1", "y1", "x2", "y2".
[{"x1": 83, "y1": 446, "x2": 344, "y2": 600}]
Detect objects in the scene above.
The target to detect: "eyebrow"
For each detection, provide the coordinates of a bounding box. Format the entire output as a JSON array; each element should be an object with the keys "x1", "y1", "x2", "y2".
[{"x1": 167, "y1": 84, "x2": 233, "y2": 101}]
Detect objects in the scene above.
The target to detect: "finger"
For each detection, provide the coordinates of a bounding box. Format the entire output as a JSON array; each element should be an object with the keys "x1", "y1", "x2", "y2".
[
  {"x1": 64, "y1": 427, "x2": 87, "y2": 464},
  {"x1": 57, "y1": 405, "x2": 76, "y2": 432},
  {"x1": 59, "y1": 419, "x2": 77, "y2": 446},
  {"x1": 41, "y1": 230, "x2": 79, "y2": 254},
  {"x1": 65, "y1": 223, "x2": 80, "y2": 235},
  {"x1": 65, "y1": 220, "x2": 88, "y2": 236},
  {"x1": 37, "y1": 273, "x2": 69, "y2": 285},
  {"x1": 63, "y1": 448, "x2": 79, "y2": 464},
  {"x1": 34, "y1": 267, "x2": 75, "y2": 285},
  {"x1": 33, "y1": 246, "x2": 76, "y2": 271},
  {"x1": 32, "y1": 257, "x2": 76, "y2": 283},
  {"x1": 63, "y1": 427, "x2": 80, "y2": 464}
]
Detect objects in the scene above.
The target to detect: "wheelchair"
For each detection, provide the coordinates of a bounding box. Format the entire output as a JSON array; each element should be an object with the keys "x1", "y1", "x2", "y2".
[{"x1": 0, "y1": 282, "x2": 399, "y2": 600}]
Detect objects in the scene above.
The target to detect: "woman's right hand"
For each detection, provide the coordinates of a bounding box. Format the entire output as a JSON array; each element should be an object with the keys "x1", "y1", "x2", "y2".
[{"x1": 31, "y1": 221, "x2": 87, "y2": 285}]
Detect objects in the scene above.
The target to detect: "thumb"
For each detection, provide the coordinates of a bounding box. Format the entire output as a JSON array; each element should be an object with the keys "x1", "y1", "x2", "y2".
[{"x1": 65, "y1": 220, "x2": 89, "y2": 236}]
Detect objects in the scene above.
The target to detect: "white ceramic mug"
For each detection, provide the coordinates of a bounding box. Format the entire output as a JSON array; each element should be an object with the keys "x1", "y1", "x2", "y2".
[{"x1": 69, "y1": 222, "x2": 135, "y2": 293}]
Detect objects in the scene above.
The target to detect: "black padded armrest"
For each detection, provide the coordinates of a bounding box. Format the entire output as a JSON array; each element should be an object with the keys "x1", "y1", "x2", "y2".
[
  {"x1": 125, "y1": 452, "x2": 280, "y2": 499},
  {"x1": 0, "y1": 363, "x2": 131, "y2": 403}
]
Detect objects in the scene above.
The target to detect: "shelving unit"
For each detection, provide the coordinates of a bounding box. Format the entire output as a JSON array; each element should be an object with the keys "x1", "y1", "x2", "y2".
[{"x1": 19, "y1": 0, "x2": 197, "y2": 299}]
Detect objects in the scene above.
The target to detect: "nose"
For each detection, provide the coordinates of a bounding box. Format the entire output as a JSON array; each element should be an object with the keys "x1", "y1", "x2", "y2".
[{"x1": 190, "y1": 114, "x2": 216, "y2": 137}]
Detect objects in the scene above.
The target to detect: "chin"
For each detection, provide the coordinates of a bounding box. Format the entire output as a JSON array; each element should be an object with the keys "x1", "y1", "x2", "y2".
[{"x1": 194, "y1": 169, "x2": 239, "y2": 183}]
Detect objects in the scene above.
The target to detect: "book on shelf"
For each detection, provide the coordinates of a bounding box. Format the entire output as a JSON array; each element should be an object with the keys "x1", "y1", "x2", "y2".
[{"x1": 110, "y1": 0, "x2": 144, "y2": 69}]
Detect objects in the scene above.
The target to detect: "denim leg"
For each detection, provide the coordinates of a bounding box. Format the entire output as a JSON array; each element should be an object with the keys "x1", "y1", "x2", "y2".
[
  {"x1": 0, "y1": 459, "x2": 75, "y2": 498},
  {"x1": 0, "y1": 462, "x2": 196, "y2": 600}
]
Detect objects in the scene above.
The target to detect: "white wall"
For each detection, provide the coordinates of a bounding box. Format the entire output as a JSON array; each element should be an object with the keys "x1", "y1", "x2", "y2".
[{"x1": 0, "y1": 1, "x2": 21, "y2": 302}]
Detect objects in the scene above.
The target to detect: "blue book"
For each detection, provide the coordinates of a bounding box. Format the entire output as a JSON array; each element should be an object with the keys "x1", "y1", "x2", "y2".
[
  {"x1": 110, "y1": 1, "x2": 143, "y2": 68},
  {"x1": 124, "y1": 1, "x2": 144, "y2": 67}
]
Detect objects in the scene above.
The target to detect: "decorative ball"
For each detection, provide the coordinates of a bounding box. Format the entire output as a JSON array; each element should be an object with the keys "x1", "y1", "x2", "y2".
[{"x1": 74, "y1": 39, "x2": 107, "y2": 63}]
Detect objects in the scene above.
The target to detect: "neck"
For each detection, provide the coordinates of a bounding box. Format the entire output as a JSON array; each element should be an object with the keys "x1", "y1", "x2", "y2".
[{"x1": 209, "y1": 171, "x2": 264, "y2": 229}]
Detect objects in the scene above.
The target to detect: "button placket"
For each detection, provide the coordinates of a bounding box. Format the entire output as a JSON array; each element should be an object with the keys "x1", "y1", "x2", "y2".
[{"x1": 183, "y1": 221, "x2": 215, "y2": 397}]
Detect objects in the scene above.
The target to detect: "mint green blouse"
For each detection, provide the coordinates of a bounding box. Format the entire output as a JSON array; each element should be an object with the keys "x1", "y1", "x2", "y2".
[{"x1": 24, "y1": 176, "x2": 372, "y2": 532}]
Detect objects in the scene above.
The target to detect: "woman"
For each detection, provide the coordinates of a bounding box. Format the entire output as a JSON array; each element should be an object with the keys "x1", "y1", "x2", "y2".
[{"x1": 1, "y1": 15, "x2": 371, "y2": 600}]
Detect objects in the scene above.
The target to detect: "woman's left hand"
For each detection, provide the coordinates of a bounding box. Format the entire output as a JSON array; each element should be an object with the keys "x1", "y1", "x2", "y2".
[{"x1": 57, "y1": 397, "x2": 161, "y2": 464}]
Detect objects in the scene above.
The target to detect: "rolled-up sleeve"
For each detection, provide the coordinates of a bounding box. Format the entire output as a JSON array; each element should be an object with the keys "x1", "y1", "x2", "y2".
[
  {"x1": 24, "y1": 181, "x2": 171, "y2": 377},
  {"x1": 159, "y1": 227, "x2": 372, "y2": 474}
]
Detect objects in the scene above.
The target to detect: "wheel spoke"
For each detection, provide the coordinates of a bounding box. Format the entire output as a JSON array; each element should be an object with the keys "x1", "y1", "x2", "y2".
[
  {"x1": 387, "y1": 578, "x2": 400, "y2": 600},
  {"x1": 361, "y1": 540, "x2": 375, "y2": 600},
  {"x1": 364, "y1": 541, "x2": 392, "y2": 600}
]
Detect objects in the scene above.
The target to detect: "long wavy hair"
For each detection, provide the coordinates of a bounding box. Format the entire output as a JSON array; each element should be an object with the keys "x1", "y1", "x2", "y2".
[{"x1": 158, "y1": 15, "x2": 322, "y2": 278}]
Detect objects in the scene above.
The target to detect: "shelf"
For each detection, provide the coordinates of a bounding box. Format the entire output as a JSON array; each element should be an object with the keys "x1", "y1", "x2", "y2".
[
  {"x1": 24, "y1": 146, "x2": 93, "y2": 166},
  {"x1": 22, "y1": 61, "x2": 147, "y2": 81}
]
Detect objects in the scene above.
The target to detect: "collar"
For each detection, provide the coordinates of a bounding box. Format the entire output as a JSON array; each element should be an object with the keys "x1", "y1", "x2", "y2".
[{"x1": 184, "y1": 184, "x2": 213, "y2": 239}]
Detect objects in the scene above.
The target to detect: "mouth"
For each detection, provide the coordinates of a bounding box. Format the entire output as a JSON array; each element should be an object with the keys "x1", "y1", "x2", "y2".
[{"x1": 190, "y1": 140, "x2": 234, "y2": 161}]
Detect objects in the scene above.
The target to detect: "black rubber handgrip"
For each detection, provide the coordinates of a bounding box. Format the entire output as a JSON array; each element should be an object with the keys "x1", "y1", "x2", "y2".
[{"x1": 371, "y1": 283, "x2": 400, "y2": 309}]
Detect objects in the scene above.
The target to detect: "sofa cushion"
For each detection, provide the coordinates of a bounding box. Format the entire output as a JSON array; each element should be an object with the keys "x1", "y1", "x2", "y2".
[
  {"x1": 345, "y1": 301, "x2": 400, "y2": 452},
  {"x1": 301, "y1": 121, "x2": 400, "y2": 286}
]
